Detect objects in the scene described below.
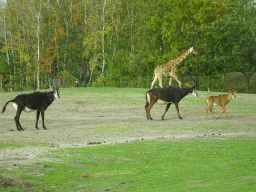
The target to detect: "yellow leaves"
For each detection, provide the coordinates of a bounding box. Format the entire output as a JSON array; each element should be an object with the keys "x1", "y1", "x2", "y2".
[
  {"x1": 19, "y1": 51, "x2": 31, "y2": 63},
  {"x1": 62, "y1": 70, "x2": 77, "y2": 82}
]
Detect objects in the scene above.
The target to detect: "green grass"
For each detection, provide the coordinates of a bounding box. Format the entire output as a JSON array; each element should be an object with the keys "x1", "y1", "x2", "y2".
[
  {"x1": 63, "y1": 87, "x2": 147, "y2": 105},
  {"x1": 0, "y1": 143, "x2": 23, "y2": 149},
  {"x1": 62, "y1": 87, "x2": 146, "y2": 95},
  {"x1": 1, "y1": 137, "x2": 255, "y2": 191}
]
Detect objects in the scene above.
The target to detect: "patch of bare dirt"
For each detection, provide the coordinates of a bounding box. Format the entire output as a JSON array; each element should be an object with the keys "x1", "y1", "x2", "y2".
[{"x1": 0, "y1": 174, "x2": 32, "y2": 190}]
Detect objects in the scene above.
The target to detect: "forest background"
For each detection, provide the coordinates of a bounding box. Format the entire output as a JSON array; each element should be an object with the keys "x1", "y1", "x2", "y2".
[{"x1": 0, "y1": 0, "x2": 256, "y2": 93}]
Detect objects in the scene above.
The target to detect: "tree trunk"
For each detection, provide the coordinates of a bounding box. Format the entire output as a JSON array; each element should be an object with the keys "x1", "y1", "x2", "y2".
[
  {"x1": 4, "y1": 15, "x2": 11, "y2": 91},
  {"x1": 36, "y1": 1, "x2": 42, "y2": 90},
  {"x1": 88, "y1": 67, "x2": 93, "y2": 87},
  {"x1": 101, "y1": 0, "x2": 106, "y2": 75}
]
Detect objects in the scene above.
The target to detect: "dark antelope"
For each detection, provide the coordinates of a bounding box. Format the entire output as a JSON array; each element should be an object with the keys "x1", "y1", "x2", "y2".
[
  {"x1": 2, "y1": 79, "x2": 60, "y2": 131},
  {"x1": 145, "y1": 75, "x2": 198, "y2": 120}
]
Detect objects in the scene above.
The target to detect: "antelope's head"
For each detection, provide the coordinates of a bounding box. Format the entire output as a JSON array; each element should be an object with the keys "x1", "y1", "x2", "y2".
[
  {"x1": 229, "y1": 90, "x2": 236, "y2": 99},
  {"x1": 187, "y1": 75, "x2": 199, "y2": 97},
  {"x1": 51, "y1": 79, "x2": 60, "y2": 99}
]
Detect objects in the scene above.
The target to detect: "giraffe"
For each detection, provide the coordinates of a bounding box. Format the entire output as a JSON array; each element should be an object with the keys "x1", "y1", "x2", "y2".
[{"x1": 151, "y1": 47, "x2": 197, "y2": 89}]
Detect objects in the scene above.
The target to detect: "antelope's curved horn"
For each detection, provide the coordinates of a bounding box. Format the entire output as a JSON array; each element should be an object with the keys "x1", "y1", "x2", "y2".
[
  {"x1": 50, "y1": 78, "x2": 56, "y2": 88},
  {"x1": 187, "y1": 75, "x2": 196, "y2": 87},
  {"x1": 57, "y1": 79, "x2": 61, "y2": 89}
]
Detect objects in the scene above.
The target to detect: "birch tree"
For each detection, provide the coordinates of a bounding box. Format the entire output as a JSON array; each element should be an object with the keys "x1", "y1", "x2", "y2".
[
  {"x1": 3, "y1": 15, "x2": 11, "y2": 90},
  {"x1": 36, "y1": 0, "x2": 42, "y2": 90}
]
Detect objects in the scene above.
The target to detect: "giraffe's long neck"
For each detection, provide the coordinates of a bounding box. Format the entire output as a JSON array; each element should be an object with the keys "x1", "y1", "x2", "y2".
[
  {"x1": 171, "y1": 49, "x2": 191, "y2": 66},
  {"x1": 167, "y1": 49, "x2": 190, "y2": 66}
]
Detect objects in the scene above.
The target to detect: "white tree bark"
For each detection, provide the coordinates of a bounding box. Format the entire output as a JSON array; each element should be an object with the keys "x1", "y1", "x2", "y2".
[
  {"x1": 36, "y1": 0, "x2": 42, "y2": 90},
  {"x1": 3, "y1": 15, "x2": 11, "y2": 91}
]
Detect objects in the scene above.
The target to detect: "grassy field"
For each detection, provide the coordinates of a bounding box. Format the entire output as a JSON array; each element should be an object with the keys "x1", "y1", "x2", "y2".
[
  {"x1": 0, "y1": 87, "x2": 256, "y2": 191},
  {"x1": 1, "y1": 137, "x2": 256, "y2": 191}
]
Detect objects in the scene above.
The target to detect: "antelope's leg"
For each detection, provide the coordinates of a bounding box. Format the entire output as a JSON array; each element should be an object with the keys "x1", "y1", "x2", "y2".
[
  {"x1": 35, "y1": 111, "x2": 40, "y2": 130},
  {"x1": 209, "y1": 106, "x2": 216, "y2": 119},
  {"x1": 218, "y1": 106, "x2": 226, "y2": 119},
  {"x1": 145, "y1": 103, "x2": 154, "y2": 120},
  {"x1": 41, "y1": 111, "x2": 47, "y2": 130},
  {"x1": 174, "y1": 102, "x2": 182, "y2": 119},
  {"x1": 14, "y1": 107, "x2": 24, "y2": 131},
  {"x1": 145, "y1": 102, "x2": 150, "y2": 119},
  {"x1": 162, "y1": 103, "x2": 171, "y2": 120}
]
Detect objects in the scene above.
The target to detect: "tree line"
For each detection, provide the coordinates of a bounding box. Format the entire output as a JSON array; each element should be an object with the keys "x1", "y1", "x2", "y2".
[{"x1": 0, "y1": 0, "x2": 255, "y2": 93}]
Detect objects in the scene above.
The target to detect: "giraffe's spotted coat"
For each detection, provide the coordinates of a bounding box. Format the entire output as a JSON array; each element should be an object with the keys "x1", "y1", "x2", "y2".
[{"x1": 151, "y1": 47, "x2": 197, "y2": 88}]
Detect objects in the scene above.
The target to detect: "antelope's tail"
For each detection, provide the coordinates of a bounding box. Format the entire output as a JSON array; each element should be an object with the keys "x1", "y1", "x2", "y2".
[{"x1": 2, "y1": 100, "x2": 14, "y2": 114}]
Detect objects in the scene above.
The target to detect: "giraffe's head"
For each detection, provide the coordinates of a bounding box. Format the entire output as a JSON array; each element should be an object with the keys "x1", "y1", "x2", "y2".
[{"x1": 189, "y1": 47, "x2": 197, "y2": 55}]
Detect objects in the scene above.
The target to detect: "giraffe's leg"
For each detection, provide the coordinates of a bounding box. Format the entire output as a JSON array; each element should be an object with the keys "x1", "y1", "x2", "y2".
[
  {"x1": 151, "y1": 73, "x2": 158, "y2": 89},
  {"x1": 158, "y1": 76, "x2": 163, "y2": 88},
  {"x1": 168, "y1": 76, "x2": 173, "y2": 86},
  {"x1": 171, "y1": 74, "x2": 181, "y2": 88}
]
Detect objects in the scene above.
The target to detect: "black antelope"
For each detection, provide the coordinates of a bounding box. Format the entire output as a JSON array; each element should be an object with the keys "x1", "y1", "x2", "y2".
[
  {"x1": 145, "y1": 75, "x2": 198, "y2": 120},
  {"x1": 2, "y1": 79, "x2": 60, "y2": 131}
]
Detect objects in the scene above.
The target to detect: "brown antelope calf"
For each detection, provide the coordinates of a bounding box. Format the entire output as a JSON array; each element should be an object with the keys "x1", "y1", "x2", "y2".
[{"x1": 205, "y1": 91, "x2": 236, "y2": 119}]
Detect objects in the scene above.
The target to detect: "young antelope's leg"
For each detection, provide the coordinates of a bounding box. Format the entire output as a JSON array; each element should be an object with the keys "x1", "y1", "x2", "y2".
[
  {"x1": 145, "y1": 102, "x2": 150, "y2": 119},
  {"x1": 162, "y1": 103, "x2": 171, "y2": 120},
  {"x1": 218, "y1": 106, "x2": 226, "y2": 119},
  {"x1": 174, "y1": 102, "x2": 182, "y2": 119},
  {"x1": 209, "y1": 106, "x2": 216, "y2": 119},
  {"x1": 35, "y1": 111, "x2": 40, "y2": 130},
  {"x1": 205, "y1": 100, "x2": 210, "y2": 119},
  {"x1": 223, "y1": 106, "x2": 227, "y2": 119},
  {"x1": 205, "y1": 106, "x2": 209, "y2": 119},
  {"x1": 206, "y1": 100, "x2": 216, "y2": 119}
]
